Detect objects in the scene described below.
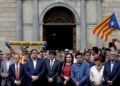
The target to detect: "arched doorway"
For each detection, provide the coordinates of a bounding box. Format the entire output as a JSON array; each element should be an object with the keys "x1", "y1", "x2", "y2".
[{"x1": 43, "y1": 7, "x2": 76, "y2": 50}]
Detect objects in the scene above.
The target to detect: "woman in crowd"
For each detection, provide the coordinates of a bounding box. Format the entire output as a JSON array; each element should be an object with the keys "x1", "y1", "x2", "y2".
[
  {"x1": 60, "y1": 53, "x2": 74, "y2": 86},
  {"x1": 90, "y1": 56, "x2": 104, "y2": 86}
]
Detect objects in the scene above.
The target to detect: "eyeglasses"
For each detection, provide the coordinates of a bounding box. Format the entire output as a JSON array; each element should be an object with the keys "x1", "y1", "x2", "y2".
[
  {"x1": 76, "y1": 56, "x2": 82, "y2": 58},
  {"x1": 32, "y1": 53, "x2": 38, "y2": 54},
  {"x1": 110, "y1": 54, "x2": 115, "y2": 55},
  {"x1": 85, "y1": 55, "x2": 90, "y2": 56},
  {"x1": 66, "y1": 56, "x2": 71, "y2": 58}
]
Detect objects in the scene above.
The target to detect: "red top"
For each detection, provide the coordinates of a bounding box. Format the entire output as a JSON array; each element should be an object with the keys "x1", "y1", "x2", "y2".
[{"x1": 60, "y1": 64, "x2": 71, "y2": 78}]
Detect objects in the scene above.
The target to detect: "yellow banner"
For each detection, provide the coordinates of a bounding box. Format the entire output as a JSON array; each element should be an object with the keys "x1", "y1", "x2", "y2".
[{"x1": 7, "y1": 41, "x2": 47, "y2": 46}]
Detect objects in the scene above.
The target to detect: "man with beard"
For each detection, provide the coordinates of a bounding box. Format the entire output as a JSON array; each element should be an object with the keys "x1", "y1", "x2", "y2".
[{"x1": 26, "y1": 49, "x2": 45, "y2": 86}]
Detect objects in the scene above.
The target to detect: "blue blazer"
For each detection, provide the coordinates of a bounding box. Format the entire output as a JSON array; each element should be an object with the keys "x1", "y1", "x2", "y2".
[
  {"x1": 103, "y1": 60, "x2": 120, "y2": 83},
  {"x1": 25, "y1": 58, "x2": 45, "y2": 85},
  {"x1": 9, "y1": 63, "x2": 25, "y2": 86}
]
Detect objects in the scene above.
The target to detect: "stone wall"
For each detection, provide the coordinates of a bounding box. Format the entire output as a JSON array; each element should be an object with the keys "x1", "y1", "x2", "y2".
[
  {"x1": 0, "y1": 0, "x2": 16, "y2": 50},
  {"x1": 102, "y1": 0, "x2": 120, "y2": 46},
  {"x1": 87, "y1": 0, "x2": 120, "y2": 48},
  {"x1": 0, "y1": 0, "x2": 120, "y2": 50}
]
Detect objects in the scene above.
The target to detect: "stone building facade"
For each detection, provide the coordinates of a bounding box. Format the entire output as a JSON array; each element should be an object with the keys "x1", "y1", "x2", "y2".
[{"x1": 0, "y1": 0, "x2": 120, "y2": 50}]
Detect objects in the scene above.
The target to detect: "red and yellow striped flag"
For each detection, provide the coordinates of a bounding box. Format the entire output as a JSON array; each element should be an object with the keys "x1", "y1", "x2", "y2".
[{"x1": 93, "y1": 13, "x2": 120, "y2": 42}]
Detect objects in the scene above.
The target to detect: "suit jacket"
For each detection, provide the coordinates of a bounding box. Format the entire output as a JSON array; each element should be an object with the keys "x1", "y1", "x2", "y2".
[
  {"x1": 103, "y1": 60, "x2": 120, "y2": 85},
  {"x1": 0, "y1": 60, "x2": 14, "y2": 74},
  {"x1": 44, "y1": 58, "x2": 61, "y2": 80},
  {"x1": 116, "y1": 63, "x2": 120, "y2": 86},
  {"x1": 9, "y1": 63, "x2": 25, "y2": 86},
  {"x1": 25, "y1": 58, "x2": 45, "y2": 85},
  {"x1": 0, "y1": 60, "x2": 14, "y2": 86}
]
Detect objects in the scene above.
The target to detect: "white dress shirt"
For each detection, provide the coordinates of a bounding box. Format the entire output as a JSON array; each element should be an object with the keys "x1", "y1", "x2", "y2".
[
  {"x1": 50, "y1": 59, "x2": 55, "y2": 68},
  {"x1": 90, "y1": 65, "x2": 104, "y2": 85},
  {"x1": 33, "y1": 59, "x2": 37, "y2": 70},
  {"x1": 73, "y1": 57, "x2": 77, "y2": 63},
  {"x1": 111, "y1": 60, "x2": 115, "y2": 72},
  {"x1": 6, "y1": 60, "x2": 11, "y2": 71}
]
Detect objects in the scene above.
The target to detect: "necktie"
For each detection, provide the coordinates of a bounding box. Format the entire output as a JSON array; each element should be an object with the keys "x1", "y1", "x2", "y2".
[
  {"x1": 50, "y1": 60, "x2": 53, "y2": 69},
  {"x1": 111, "y1": 60, "x2": 114, "y2": 72},
  {"x1": 16, "y1": 63, "x2": 19, "y2": 80}
]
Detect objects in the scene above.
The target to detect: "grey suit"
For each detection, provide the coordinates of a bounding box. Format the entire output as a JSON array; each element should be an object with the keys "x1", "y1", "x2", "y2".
[{"x1": 0, "y1": 60, "x2": 14, "y2": 86}]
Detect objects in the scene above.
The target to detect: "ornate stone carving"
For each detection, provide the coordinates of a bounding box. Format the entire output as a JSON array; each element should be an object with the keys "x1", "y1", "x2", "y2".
[{"x1": 43, "y1": 7, "x2": 75, "y2": 23}]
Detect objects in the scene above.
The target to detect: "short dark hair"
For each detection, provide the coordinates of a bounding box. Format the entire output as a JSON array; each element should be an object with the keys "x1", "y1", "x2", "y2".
[
  {"x1": 92, "y1": 47, "x2": 99, "y2": 54},
  {"x1": 84, "y1": 51, "x2": 90, "y2": 56},
  {"x1": 49, "y1": 50, "x2": 56, "y2": 56},
  {"x1": 75, "y1": 52, "x2": 83, "y2": 57},
  {"x1": 105, "y1": 48, "x2": 111, "y2": 51},
  {"x1": 30, "y1": 49, "x2": 38, "y2": 54},
  {"x1": 39, "y1": 49, "x2": 45, "y2": 53}
]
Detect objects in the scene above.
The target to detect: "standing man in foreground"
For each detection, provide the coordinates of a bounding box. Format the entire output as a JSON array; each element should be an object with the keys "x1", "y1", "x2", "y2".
[
  {"x1": 103, "y1": 51, "x2": 120, "y2": 86},
  {"x1": 0, "y1": 53, "x2": 14, "y2": 86},
  {"x1": 71, "y1": 52, "x2": 90, "y2": 86},
  {"x1": 26, "y1": 49, "x2": 45, "y2": 86},
  {"x1": 44, "y1": 50, "x2": 61, "y2": 86},
  {"x1": 9, "y1": 53, "x2": 25, "y2": 86}
]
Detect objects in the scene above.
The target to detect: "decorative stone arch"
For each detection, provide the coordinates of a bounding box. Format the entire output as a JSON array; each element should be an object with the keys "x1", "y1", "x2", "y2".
[
  {"x1": 39, "y1": 2, "x2": 80, "y2": 50},
  {"x1": 39, "y1": 2, "x2": 80, "y2": 24}
]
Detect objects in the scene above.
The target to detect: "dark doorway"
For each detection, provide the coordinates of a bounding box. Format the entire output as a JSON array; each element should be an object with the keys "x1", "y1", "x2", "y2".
[
  {"x1": 43, "y1": 7, "x2": 76, "y2": 50},
  {"x1": 44, "y1": 26, "x2": 73, "y2": 50}
]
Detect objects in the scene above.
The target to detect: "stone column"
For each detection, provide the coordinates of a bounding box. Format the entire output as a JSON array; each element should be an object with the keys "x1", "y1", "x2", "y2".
[
  {"x1": 96, "y1": 0, "x2": 103, "y2": 48},
  {"x1": 76, "y1": 25, "x2": 81, "y2": 50},
  {"x1": 16, "y1": 0, "x2": 23, "y2": 40},
  {"x1": 33, "y1": 0, "x2": 39, "y2": 41},
  {"x1": 80, "y1": 0, "x2": 87, "y2": 51}
]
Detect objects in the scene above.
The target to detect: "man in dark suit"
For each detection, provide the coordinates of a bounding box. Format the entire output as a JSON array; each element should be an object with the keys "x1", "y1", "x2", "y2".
[
  {"x1": 25, "y1": 49, "x2": 45, "y2": 86},
  {"x1": 44, "y1": 50, "x2": 61, "y2": 86},
  {"x1": 103, "y1": 51, "x2": 120, "y2": 86},
  {"x1": 116, "y1": 62, "x2": 120, "y2": 86},
  {"x1": 9, "y1": 53, "x2": 25, "y2": 86}
]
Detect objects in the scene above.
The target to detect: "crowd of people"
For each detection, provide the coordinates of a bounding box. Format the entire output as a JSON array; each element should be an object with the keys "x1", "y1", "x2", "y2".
[{"x1": 0, "y1": 41, "x2": 120, "y2": 86}]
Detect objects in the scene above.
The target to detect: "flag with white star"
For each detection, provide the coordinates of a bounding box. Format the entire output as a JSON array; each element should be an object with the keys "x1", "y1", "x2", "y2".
[
  {"x1": 93, "y1": 13, "x2": 120, "y2": 41},
  {"x1": 109, "y1": 13, "x2": 120, "y2": 30}
]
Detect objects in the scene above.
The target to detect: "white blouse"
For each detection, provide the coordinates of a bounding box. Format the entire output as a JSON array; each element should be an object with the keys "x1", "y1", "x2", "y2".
[{"x1": 90, "y1": 65, "x2": 104, "y2": 85}]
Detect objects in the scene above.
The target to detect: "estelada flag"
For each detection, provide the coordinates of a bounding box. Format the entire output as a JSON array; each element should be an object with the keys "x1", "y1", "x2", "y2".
[{"x1": 92, "y1": 13, "x2": 120, "y2": 42}]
